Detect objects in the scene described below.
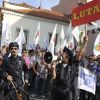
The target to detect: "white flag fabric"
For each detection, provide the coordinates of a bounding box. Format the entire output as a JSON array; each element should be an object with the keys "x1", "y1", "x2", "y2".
[
  {"x1": 60, "y1": 26, "x2": 67, "y2": 49},
  {"x1": 91, "y1": 22, "x2": 98, "y2": 27},
  {"x1": 96, "y1": 20, "x2": 100, "y2": 26},
  {"x1": 78, "y1": 66, "x2": 96, "y2": 95},
  {"x1": 63, "y1": 39, "x2": 67, "y2": 49},
  {"x1": 34, "y1": 22, "x2": 40, "y2": 45},
  {"x1": 60, "y1": 26, "x2": 65, "y2": 40},
  {"x1": 93, "y1": 33, "x2": 100, "y2": 56},
  {"x1": 86, "y1": 0, "x2": 93, "y2": 2},
  {"x1": 66, "y1": 23, "x2": 74, "y2": 50},
  {"x1": 14, "y1": 27, "x2": 25, "y2": 56},
  {"x1": 5, "y1": 26, "x2": 12, "y2": 44},
  {"x1": 72, "y1": 26, "x2": 85, "y2": 47},
  {"x1": 67, "y1": 37, "x2": 74, "y2": 50},
  {"x1": 48, "y1": 24, "x2": 57, "y2": 56},
  {"x1": 1, "y1": 18, "x2": 12, "y2": 48},
  {"x1": 72, "y1": 26, "x2": 80, "y2": 43},
  {"x1": 66, "y1": 23, "x2": 72, "y2": 42},
  {"x1": 43, "y1": 38, "x2": 49, "y2": 49}
]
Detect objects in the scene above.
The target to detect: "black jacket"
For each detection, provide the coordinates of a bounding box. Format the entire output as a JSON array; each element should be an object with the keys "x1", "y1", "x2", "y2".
[
  {"x1": 5, "y1": 55, "x2": 28, "y2": 87},
  {"x1": 53, "y1": 63, "x2": 73, "y2": 93}
]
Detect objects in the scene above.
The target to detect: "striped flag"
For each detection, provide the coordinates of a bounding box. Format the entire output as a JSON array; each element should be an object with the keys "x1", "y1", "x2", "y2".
[
  {"x1": 34, "y1": 22, "x2": 40, "y2": 45},
  {"x1": 48, "y1": 24, "x2": 57, "y2": 56}
]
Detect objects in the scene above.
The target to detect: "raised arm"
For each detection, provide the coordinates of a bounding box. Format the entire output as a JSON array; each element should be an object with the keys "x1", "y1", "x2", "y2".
[{"x1": 77, "y1": 35, "x2": 88, "y2": 60}]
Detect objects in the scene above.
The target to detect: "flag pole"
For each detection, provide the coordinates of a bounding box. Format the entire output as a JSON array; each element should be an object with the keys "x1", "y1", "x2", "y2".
[{"x1": 85, "y1": 24, "x2": 87, "y2": 36}]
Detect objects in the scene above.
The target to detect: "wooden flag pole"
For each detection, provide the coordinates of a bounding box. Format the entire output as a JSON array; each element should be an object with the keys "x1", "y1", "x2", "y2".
[{"x1": 85, "y1": 24, "x2": 87, "y2": 36}]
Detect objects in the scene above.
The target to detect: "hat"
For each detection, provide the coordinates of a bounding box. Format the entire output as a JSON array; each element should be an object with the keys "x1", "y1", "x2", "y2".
[
  {"x1": 63, "y1": 46, "x2": 73, "y2": 65},
  {"x1": 9, "y1": 42, "x2": 19, "y2": 49}
]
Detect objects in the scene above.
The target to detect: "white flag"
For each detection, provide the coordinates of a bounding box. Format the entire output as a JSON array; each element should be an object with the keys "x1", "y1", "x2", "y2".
[
  {"x1": 91, "y1": 22, "x2": 98, "y2": 27},
  {"x1": 5, "y1": 25, "x2": 12, "y2": 44},
  {"x1": 14, "y1": 27, "x2": 25, "y2": 56},
  {"x1": 1, "y1": 19, "x2": 12, "y2": 48},
  {"x1": 60, "y1": 26, "x2": 65, "y2": 40},
  {"x1": 78, "y1": 66, "x2": 96, "y2": 95},
  {"x1": 60, "y1": 26, "x2": 67, "y2": 49},
  {"x1": 72, "y1": 26, "x2": 85, "y2": 47},
  {"x1": 86, "y1": 0, "x2": 93, "y2": 2},
  {"x1": 93, "y1": 33, "x2": 100, "y2": 56},
  {"x1": 67, "y1": 38, "x2": 74, "y2": 50},
  {"x1": 48, "y1": 24, "x2": 57, "y2": 56},
  {"x1": 66, "y1": 23, "x2": 74, "y2": 50},
  {"x1": 66, "y1": 23, "x2": 72, "y2": 42},
  {"x1": 34, "y1": 22, "x2": 40, "y2": 45},
  {"x1": 43, "y1": 38, "x2": 49, "y2": 49},
  {"x1": 96, "y1": 20, "x2": 100, "y2": 26},
  {"x1": 63, "y1": 39, "x2": 67, "y2": 49},
  {"x1": 72, "y1": 26, "x2": 80, "y2": 43}
]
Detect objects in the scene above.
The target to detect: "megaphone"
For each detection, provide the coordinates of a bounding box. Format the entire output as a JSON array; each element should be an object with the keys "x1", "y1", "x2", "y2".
[{"x1": 44, "y1": 52, "x2": 53, "y2": 64}]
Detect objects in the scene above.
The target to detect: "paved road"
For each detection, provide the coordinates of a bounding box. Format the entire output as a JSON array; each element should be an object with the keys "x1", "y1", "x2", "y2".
[{"x1": 30, "y1": 96, "x2": 49, "y2": 100}]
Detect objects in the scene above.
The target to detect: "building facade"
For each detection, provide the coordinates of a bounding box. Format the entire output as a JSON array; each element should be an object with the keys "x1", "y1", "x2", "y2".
[
  {"x1": 0, "y1": 1, "x2": 70, "y2": 50},
  {"x1": 52, "y1": 0, "x2": 100, "y2": 55}
]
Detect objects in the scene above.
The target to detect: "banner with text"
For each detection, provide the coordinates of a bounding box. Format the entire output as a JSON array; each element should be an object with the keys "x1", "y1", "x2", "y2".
[
  {"x1": 78, "y1": 66, "x2": 96, "y2": 94},
  {"x1": 72, "y1": 0, "x2": 100, "y2": 27}
]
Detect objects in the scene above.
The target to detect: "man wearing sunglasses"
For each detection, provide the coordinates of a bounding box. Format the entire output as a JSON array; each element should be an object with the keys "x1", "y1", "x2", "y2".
[{"x1": 5, "y1": 42, "x2": 29, "y2": 100}]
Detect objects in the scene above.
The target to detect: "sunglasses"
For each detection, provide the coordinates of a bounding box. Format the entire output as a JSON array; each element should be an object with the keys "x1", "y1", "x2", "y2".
[{"x1": 10, "y1": 47, "x2": 18, "y2": 50}]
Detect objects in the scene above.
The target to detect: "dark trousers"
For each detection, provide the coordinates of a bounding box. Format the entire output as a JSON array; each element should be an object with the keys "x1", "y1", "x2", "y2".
[
  {"x1": 79, "y1": 90, "x2": 86, "y2": 100},
  {"x1": 38, "y1": 78, "x2": 46, "y2": 95},
  {"x1": 28, "y1": 69, "x2": 36, "y2": 93},
  {"x1": 0, "y1": 91, "x2": 4, "y2": 100},
  {"x1": 34, "y1": 75, "x2": 40, "y2": 95},
  {"x1": 79, "y1": 90, "x2": 94, "y2": 100},
  {"x1": 91, "y1": 86, "x2": 100, "y2": 100},
  {"x1": 51, "y1": 87, "x2": 72, "y2": 100}
]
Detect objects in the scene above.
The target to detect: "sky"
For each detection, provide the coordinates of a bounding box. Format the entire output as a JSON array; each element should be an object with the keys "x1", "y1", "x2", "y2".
[{"x1": 0, "y1": 0, "x2": 60, "y2": 10}]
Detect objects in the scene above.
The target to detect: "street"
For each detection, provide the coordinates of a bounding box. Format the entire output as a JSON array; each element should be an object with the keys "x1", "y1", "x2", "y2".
[{"x1": 30, "y1": 96, "x2": 49, "y2": 100}]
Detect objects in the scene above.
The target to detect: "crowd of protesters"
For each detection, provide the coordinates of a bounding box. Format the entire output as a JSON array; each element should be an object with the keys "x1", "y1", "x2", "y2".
[{"x1": 0, "y1": 35, "x2": 99, "y2": 100}]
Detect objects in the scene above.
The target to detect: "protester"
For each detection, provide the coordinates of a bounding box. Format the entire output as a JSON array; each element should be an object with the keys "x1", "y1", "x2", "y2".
[
  {"x1": 22, "y1": 49, "x2": 30, "y2": 69},
  {"x1": 28, "y1": 49, "x2": 37, "y2": 94},
  {"x1": 91, "y1": 55, "x2": 100, "y2": 100},
  {"x1": 1, "y1": 45, "x2": 7, "y2": 56},
  {"x1": 51, "y1": 35, "x2": 88, "y2": 100},
  {"x1": 4, "y1": 42, "x2": 29, "y2": 100},
  {"x1": 22, "y1": 49, "x2": 30, "y2": 92},
  {"x1": 51, "y1": 46, "x2": 74, "y2": 100},
  {"x1": 0, "y1": 53, "x2": 7, "y2": 100}
]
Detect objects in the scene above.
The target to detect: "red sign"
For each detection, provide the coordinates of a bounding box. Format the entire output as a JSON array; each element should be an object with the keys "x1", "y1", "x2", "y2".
[{"x1": 72, "y1": 0, "x2": 100, "y2": 27}]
